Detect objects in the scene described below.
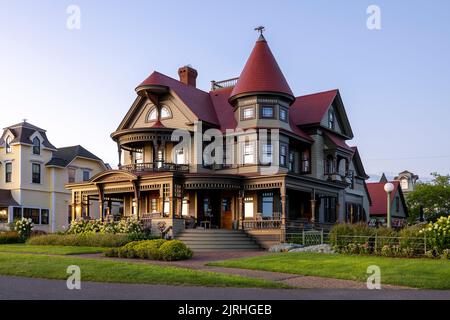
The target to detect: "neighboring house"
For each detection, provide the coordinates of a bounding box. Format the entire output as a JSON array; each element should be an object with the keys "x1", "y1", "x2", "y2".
[
  {"x1": 394, "y1": 170, "x2": 419, "y2": 195},
  {"x1": 367, "y1": 178, "x2": 408, "y2": 228},
  {"x1": 0, "y1": 121, "x2": 108, "y2": 232},
  {"x1": 66, "y1": 33, "x2": 371, "y2": 241}
]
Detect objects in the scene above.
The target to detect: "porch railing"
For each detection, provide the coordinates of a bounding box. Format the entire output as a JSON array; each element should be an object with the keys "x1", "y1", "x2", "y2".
[
  {"x1": 119, "y1": 162, "x2": 189, "y2": 173},
  {"x1": 242, "y1": 219, "x2": 282, "y2": 230}
]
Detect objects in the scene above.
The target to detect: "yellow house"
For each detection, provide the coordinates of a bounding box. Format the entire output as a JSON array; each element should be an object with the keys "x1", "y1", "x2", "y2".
[{"x1": 0, "y1": 121, "x2": 108, "y2": 232}]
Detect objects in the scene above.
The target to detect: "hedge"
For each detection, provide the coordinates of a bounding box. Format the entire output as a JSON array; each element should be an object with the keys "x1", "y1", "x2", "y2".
[
  {"x1": 26, "y1": 233, "x2": 133, "y2": 247},
  {"x1": 0, "y1": 231, "x2": 24, "y2": 244}
]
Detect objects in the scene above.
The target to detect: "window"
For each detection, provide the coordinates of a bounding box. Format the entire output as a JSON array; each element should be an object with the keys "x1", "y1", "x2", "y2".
[
  {"x1": 24, "y1": 208, "x2": 40, "y2": 224},
  {"x1": 244, "y1": 197, "x2": 254, "y2": 218},
  {"x1": 150, "y1": 198, "x2": 158, "y2": 213},
  {"x1": 242, "y1": 106, "x2": 255, "y2": 120},
  {"x1": 13, "y1": 207, "x2": 22, "y2": 221},
  {"x1": 182, "y1": 198, "x2": 189, "y2": 216},
  {"x1": 279, "y1": 108, "x2": 288, "y2": 122},
  {"x1": 41, "y1": 209, "x2": 49, "y2": 225},
  {"x1": 160, "y1": 106, "x2": 172, "y2": 119},
  {"x1": 148, "y1": 108, "x2": 157, "y2": 121},
  {"x1": 288, "y1": 151, "x2": 295, "y2": 171},
  {"x1": 260, "y1": 106, "x2": 274, "y2": 118},
  {"x1": 280, "y1": 145, "x2": 288, "y2": 167},
  {"x1": 328, "y1": 109, "x2": 335, "y2": 130},
  {"x1": 133, "y1": 151, "x2": 143, "y2": 164},
  {"x1": 395, "y1": 197, "x2": 400, "y2": 212},
  {"x1": 32, "y1": 137, "x2": 40, "y2": 155},
  {"x1": 5, "y1": 162, "x2": 12, "y2": 183},
  {"x1": 401, "y1": 178, "x2": 408, "y2": 190},
  {"x1": 325, "y1": 155, "x2": 334, "y2": 175},
  {"x1": 261, "y1": 193, "x2": 274, "y2": 217},
  {"x1": 0, "y1": 207, "x2": 8, "y2": 223},
  {"x1": 243, "y1": 141, "x2": 255, "y2": 164},
  {"x1": 32, "y1": 163, "x2": 41, "y2": 184},
  {"x1": 301, "y1": 150, "x2": 311, "y2": 173},
  {"x1": 83, "y1": 170, "x2": 90, "y2": 182},
  {"x1": 68, "y1": 168, "x2": 76, "y2": 183},
  {"x1": 261, "y1": 144, "x2": 272, "y2": 164},
  {"x1": 5, "y1": 136, "x2": 12, "y2": 153}
]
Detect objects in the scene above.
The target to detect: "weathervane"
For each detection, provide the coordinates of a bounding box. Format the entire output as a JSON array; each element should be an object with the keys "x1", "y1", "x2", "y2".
[
  {"x1": 254, "y1": 26, "x2": 265, "y2": 35},
  {"x1": 22, "y1": 118, "x2": 27, "y2": 123}
]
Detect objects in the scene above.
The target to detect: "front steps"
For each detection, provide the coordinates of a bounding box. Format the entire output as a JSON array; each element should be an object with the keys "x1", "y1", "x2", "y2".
[{"x1": 176, "y1": 229, "x2": 261, "y2": 252}]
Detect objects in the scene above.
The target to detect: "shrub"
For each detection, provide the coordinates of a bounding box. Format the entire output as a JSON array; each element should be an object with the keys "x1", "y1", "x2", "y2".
[
  {"x1": 14, "y1": 218, "x2": 34, "y2": 240},
  {"x1": 117, "y1": 241, "x2": 140, "y2": 258},
  {"x1": 0, "y1": 231, "x2": 24, "y2": 244},
  {"x1": 104, "y1": 248, "x2": 119, "y2": 257},
  {"x1": 329, "y1": 223, "x2": 375, "y2": 249},
  {"x1": 420, "y1": 216, "x2": 450, "y2": 254},
  {"x1": 159, "y1": 240, "x2": 193, "y2": 261},
  {"x1": 26, "y1": 233, "x2": 132, "y2": 247},
  {"x1": 441, "y1": 249, "x2": 450, "y2": 260},
  {"x1": 133, "y1": 239, "x2": 167, "y2": 259}
]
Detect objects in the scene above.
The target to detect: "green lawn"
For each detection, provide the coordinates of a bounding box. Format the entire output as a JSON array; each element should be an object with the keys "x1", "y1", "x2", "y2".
[
  {"x1": 0, "y1": 244, "x2": 105, "y2": 255},
  {"x1": 0, "y1": 253, "x2": 285, "y2": 288},
  {"x1": 208, "y1": 252, "x2": 450, "y2": 290}
]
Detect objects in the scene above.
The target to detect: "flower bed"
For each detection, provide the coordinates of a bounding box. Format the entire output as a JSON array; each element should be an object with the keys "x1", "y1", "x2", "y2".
[
  {"x1": 104, "y1": 239, "x2": 193, "y2": 261},
  {"x1": 329, "y1": 219, "x2": 450, "y2": 259},
  {"x1": 0, "y1": 231, "x2": 24, "y2": 244}
]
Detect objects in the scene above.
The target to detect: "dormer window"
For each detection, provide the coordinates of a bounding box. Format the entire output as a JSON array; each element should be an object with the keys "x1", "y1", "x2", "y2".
[
  {"x1": 328, "y1": 109, "x2": 335, "y2": 130},
  {"x1": 148, "y1": 108, "x2": 157, "y2": 121},
  {"x1": 5, "y1": 136, "x2": 12, "y2": 153},
  {"x1": 160, "y1": 106, "x2": 172, "y2": 119},
  {"x1": 32, "y1": 137, "x2": 41, "y2": 155}
]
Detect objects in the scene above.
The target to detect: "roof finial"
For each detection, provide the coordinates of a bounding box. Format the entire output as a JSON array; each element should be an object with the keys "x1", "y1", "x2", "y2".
[
  {"x1": 22, "y1": 118, "x2": 28, "y2": 123},
  {"x1": 254, "y1": 25, "x2": 265, "y2": 35}
]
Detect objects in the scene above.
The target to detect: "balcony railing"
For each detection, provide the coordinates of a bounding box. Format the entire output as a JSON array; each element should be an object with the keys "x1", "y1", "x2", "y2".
[
  {"x1": 242, "y1": 219, "x2": 282, "y2": 230},
  {"x1": 119, "y1": 162, "x2": 189, "y2": 173},
  {"x1": 211, "y1": 77, "x2": 239, "y2": 91}
]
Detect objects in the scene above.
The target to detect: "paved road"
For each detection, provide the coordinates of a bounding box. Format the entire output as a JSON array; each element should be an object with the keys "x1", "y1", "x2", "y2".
[{"x1": 1, "y1": 276, "x2": 450, "y2": 300}]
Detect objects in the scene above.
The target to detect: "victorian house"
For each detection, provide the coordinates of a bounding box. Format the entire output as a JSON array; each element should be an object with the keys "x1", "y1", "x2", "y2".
[
  {"x1": 0, "y1": 121, "x2": 108, "y2": 232},
  {"x1": 66, "y1": 34, "x2": 371, "y2": 241}
]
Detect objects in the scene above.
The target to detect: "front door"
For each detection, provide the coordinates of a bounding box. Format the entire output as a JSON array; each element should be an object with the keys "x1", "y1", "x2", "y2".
[{"x1": 221, "y1": 197, "x2": 233, "y2": 229}]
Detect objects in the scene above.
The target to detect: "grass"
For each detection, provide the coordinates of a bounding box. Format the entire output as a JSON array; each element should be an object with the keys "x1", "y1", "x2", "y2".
[
  {"x1": 0, "y1": 244, "x2": 106, "y2": 255},
  {"x1": 0, "y1": 252, "x2": 285, "y2": 288},
  {"x1": 208, "y1": 252, "x2": 450, "y2": 290}
]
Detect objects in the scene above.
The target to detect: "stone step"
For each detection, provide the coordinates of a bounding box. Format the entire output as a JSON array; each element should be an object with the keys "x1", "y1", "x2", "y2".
[
  {"x1": 186, "y1": 244, "x2": 260, "y2": 249},
  {"x1": 177, "y1": 235, "x2": 251, "y2": 240},
  {"x1": 177, "y1": 229, "x2": 261, "y2": 251}
]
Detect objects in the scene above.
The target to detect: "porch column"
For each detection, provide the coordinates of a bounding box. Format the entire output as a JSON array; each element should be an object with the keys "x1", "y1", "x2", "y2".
[
  {"x1": 238, "y1": 190, "x2": 244, "y2": 229},
  {"x1": 280, "y1": 186, "x2": 287, "y2": 243},
  {"x1": 310, "y1": 189, "x2": 316, "y2": 224},
  {"x1": 117, "y1": 143, "x2": 122, "y2": 168},
  {"x1": 133, "y1": 180, "x2": 141, "y2": 219},
  {"x1": 97, "y1": 185, "x2": 104, "y2": 222}
]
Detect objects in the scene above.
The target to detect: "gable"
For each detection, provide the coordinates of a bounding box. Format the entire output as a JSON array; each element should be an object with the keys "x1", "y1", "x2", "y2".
[{"x1": 122, "y1": 94, "x2": 196, "y2": 131}]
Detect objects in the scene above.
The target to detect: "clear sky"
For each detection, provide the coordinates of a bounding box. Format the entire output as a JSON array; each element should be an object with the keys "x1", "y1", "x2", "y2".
[{"x1": 1, "y1": 0, "x2": 449, "y2": 181}]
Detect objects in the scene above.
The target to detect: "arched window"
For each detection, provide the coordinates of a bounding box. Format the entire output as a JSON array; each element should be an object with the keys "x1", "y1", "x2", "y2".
[
  {"x1": 160, "y1": 106, "x2": 172, "y2": 119},
  {"x1": 32, "y1": 137, "x2": 41, "y2": 155},
  {"x1": 147, "y1": 106, "x2": 172, "y2": 122},
  {"x1": 148, "y1": 108, "x2": 158, "y2": 121},
  {"x1": 5, "y1": 136, "x2": 12, "y2": 153}
]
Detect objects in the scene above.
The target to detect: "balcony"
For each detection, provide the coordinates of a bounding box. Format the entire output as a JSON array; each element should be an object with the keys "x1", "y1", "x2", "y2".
[{"x1": 119, "y1": 162, "x2": 189, "y2": 173}]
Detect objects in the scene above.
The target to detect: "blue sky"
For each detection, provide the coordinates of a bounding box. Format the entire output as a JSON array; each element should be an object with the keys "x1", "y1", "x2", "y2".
[{"x1": 1, "y1": 0, "x2": 449, "y2": 180}]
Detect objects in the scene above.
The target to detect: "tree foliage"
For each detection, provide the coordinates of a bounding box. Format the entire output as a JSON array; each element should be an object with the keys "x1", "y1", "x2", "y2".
[{"x1": 407, "y1": 173, "x2": 450, "y2": 222}]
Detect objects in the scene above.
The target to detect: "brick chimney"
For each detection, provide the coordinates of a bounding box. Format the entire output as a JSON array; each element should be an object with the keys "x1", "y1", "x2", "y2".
[{"x1": 178, "y1": 65, "x2": 198, "y2": 87}]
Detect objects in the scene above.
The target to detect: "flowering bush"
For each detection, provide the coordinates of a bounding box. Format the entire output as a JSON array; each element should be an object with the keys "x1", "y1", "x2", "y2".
[
  {"x1": 15, "y1": 218, "x2": 34, "y2": 240},
  {"x1": 66, "y1": 217, "x2": 144, "y2": 236},
  {"x1": 419, "y1": 215, "x2": 450, "y2": 254}
]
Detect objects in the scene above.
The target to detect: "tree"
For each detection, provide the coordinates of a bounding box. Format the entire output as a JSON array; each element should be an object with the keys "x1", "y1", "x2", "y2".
[{"x1": 406, "y1": 173, "x2": 450, "y2": 223}]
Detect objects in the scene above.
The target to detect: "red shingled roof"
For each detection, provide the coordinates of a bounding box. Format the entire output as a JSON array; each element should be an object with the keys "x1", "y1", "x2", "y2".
[
  {"x1": 367, "y1": 181, "x2": 400, "y2": 216},
  {"x1": 323, "y1": 131, "x2": 353, "y2": 152},
  {"x1": 290, "y1": 89, "x2": 338, "y2": 126},
  {"x1": 138, "y1": 71, "x2": 219, "y2": 126},
  {"x1": 230, "y1": 35, "x2": 294, "y2": 101}
]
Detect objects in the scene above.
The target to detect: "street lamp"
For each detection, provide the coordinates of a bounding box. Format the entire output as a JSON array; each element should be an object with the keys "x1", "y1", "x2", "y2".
[{"x1": 384, "y1": 182, "x2": 395, "y2": 228}]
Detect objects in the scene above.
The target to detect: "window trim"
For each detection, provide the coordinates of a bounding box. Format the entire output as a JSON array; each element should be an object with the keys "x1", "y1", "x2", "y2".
[
  {"x1": 5, "y1": 162, "x2": 12, "y2": 183},
  {"x1": 5, "y1": 136, "x2": 12, "y2": 153},
  {"x1": 279, "y1": 107, "x2": 288, "y2": 122},
  {"x1": 12, "y1": 206, "x2": 49, "y2": 225},
  {"x1": 32, "y1": 163, "x2": 41, "y2": 184},
  {"x1": 328, "y1": 109, "x2": 335, "y2": 130},
  {"x1": 260, "y1": 105, "x2": 275, "y2": 119},
  {"x1": 146, "y1": 105, "x2": 173, "y2": 122},
  {"x1": 243, "y1": 141, "x2": 255, "y2": 165},
  {"x1": 82, "y1": 170, "x2": 91, "y2": 182},
  {"x1": 279, "y1": 144, "x2": 288, "y2": 167},
  {"x1": 32, "y1": 137, "x2": 41, "y2": 155},
  {"x1": 241, "y1": 106, "x2": 256, "y2": 120}
]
